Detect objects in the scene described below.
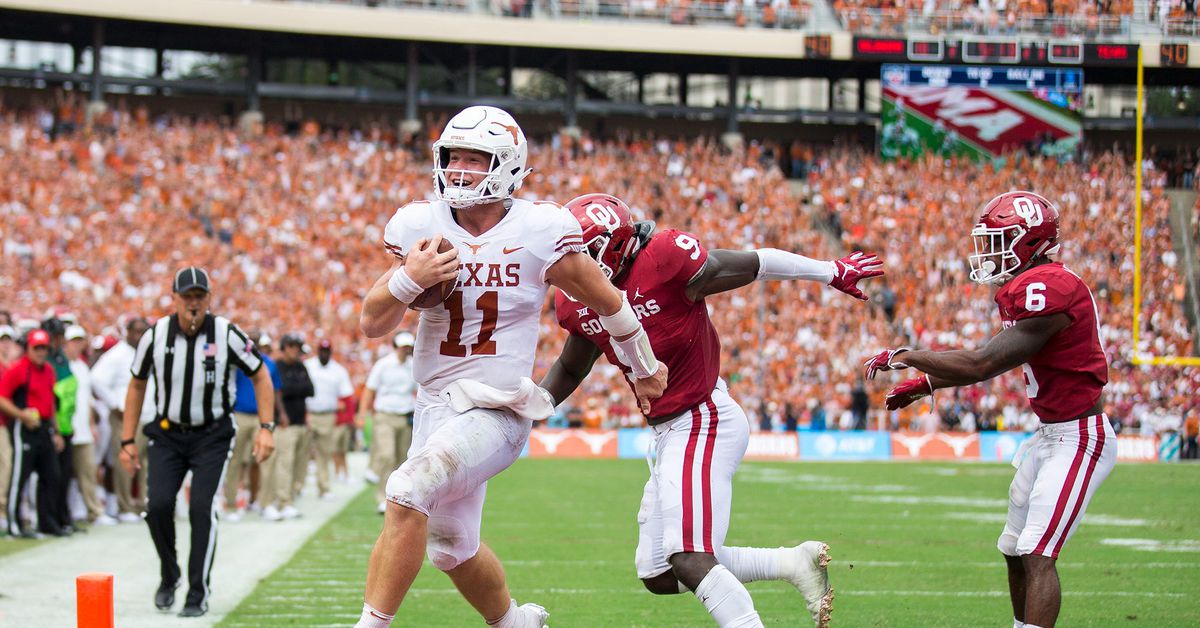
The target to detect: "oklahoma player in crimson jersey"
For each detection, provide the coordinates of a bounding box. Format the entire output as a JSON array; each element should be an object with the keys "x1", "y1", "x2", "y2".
[
  {"x1": 864, "y1": 191, "x2": 1114, "y2": 628},
  {"x1": 541, "y1": 194, "x2": 883, "y2": 628}
]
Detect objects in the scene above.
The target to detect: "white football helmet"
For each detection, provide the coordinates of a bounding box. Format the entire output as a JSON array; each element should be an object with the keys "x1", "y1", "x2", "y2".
[{"x1": 432, "y1": 106, "x2": 531, "y2": 208}]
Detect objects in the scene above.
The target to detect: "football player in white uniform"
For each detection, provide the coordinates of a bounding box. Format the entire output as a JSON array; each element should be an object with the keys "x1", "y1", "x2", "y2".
[{"x1": 355, "y1": 106, "x2": 669, "y2": 628}]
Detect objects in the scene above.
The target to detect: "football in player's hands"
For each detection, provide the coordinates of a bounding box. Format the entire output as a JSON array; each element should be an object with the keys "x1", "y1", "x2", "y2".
[{"x1": 408, "y1": 237, "x2": 459, "y2": 310}]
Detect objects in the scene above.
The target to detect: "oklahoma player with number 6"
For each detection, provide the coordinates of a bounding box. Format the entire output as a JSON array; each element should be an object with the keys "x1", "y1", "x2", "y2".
[
  {"x1": 355, "y1": 107, "x2": 668, "y2": 628},
  {"x1": 541, "y1": 194, "x2": 884, "y2": 627},
  {"x1": 863, "y1": 191, "x2": 1114, "y2": 628}
]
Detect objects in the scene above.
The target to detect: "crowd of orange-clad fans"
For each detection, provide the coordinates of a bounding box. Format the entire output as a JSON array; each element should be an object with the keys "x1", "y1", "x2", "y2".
[{"x1": 1, "y1": 95, "x2": 1196, "y2": 438}]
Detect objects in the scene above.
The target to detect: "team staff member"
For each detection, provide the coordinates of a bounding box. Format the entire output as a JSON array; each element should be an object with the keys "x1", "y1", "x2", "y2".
[
  {"x1": 0, "y1": 324, "x2": 17, "y2": 525},
  {"x1": 0, "y1": 329, "x2": 67, "y2": 537},
  {"x1": 260, "y1": 334, "x2": 313, "y2": 521},
  {"x1": 92, "y1": 317, "x2": 154, "y2": 522},
  {"x1": 303, "y1": 339, "x2": 352, "y2": 500},
  {"x1": 118, "y1": 267, "x2": 276, "y2": 618},
  {"x1": 359, "y1": 331, "x2": 417, "y2": 514},
  {"x1": 223, "y1": 331, "x2": 283, "y2": 521}
]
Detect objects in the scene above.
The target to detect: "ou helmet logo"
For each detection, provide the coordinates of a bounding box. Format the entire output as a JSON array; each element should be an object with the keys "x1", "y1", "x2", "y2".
[
  {"x1": 1012, "y1": 197, "x2": 1043, "y2": 227},
  {"x1": 585, "y1": 203, "x2": 621, "y2": 231}
]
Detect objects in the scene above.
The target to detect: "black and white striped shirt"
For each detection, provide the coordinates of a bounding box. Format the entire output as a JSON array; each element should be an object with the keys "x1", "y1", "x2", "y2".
[{"x1": 131, "y1": 314, "x2": 262, "y2": 426}]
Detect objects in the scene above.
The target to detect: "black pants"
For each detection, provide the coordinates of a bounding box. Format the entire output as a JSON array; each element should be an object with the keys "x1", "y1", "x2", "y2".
[
  {"x1": 54, "y1": 432, "x2": 74, "y2": 527},
  {"x1": 7, "y1": 423, "x2": 64, "y2": 535},
  {"x1": 144, "y1": 418, "x2": 235, "y2": 607}
]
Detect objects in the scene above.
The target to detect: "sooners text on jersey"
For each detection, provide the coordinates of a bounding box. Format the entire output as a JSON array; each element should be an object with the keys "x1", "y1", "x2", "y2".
[
  {"x1": 556, "y1": 229, "x2": 720, "y2": 419},
  {"x1": 994, "y1": 262, "x2": 1108, "y2": 422}
]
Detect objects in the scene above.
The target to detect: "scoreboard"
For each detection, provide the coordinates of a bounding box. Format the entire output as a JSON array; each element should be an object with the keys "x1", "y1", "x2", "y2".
[
  {"x1": 854, "y1": 36, "x2": 1138, "y2": 67},
  {"x1": 881, "y1": 64, "x2": 1083, "y2": 94}
]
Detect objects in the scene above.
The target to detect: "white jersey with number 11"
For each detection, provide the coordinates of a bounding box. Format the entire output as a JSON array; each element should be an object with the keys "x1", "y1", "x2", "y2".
[{"x1": 382, "y1": 198, "x2": 583, "y2": 397}]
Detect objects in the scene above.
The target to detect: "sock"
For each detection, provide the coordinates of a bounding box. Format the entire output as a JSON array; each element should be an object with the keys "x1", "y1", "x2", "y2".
[
  {"x1": 719, "y1": 546, "x2": 784, "y2": 583},
  {"x1": 1025, "y1": 624, "x2": 1045, "y2": 628},
  {"x1": 1014, "y1": 620, "x2": 1025, "y2": 628},
  {"x1": 355, "y1": 603, "x2": 394, "y2": 628},
  {"x1": 486, "y1": 599, "x2": 517, "y2": 627},
  {"x1": 693, "y1": 564, "x2": 764, "y2": 628}
]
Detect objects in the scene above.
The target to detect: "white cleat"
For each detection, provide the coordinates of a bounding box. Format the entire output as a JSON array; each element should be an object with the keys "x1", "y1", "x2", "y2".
[
  {"x1": 514, "y1": 602, "x2": 550, "y2": 627},
  {"x1": 782, "y1": 541, "x2": 833, "y2": 627}
]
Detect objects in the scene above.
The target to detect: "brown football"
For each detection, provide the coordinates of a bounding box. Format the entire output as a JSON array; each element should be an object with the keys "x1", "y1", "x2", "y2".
[{"x1": 408, "y1": 238, "x2": 459, "y2": 310}]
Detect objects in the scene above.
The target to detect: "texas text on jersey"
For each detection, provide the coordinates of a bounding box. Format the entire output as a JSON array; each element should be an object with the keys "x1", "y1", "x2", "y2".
[
  {"x1": 994, "y1": 262, "x2": 1108, "y2": 422},
  {"x1": 556, "y1": 228, "x2": 719, "y2": 420},
  {"x1": 383, "y1": 197, "x2": 584, "y2": 398}
]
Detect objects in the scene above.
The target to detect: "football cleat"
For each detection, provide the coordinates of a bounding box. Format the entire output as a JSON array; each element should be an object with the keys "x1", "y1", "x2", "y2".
[
  {"x1": 514, "y1": 601, "x2": 550, "y2": 627},
  {"x1": 783, "y1": 541, "x2": 834, "y2": 627}
]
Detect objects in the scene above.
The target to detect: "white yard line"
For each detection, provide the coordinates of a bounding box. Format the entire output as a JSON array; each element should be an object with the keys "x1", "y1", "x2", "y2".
[{"x1": 0, "y1": 452, "x2": 369, "y2": 628}]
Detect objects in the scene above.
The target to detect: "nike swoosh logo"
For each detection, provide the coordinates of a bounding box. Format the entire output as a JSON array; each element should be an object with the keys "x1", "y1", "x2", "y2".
[{"x1": 503, "y1": 246, "x2": 524, "y2": 254}]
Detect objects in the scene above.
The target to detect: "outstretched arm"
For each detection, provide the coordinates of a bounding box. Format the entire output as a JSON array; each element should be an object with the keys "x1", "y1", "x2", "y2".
[
  {"x1": 539, "y1": 333, "x2": 604, "y2": 405},
  {"x1": 863, "y1": 314, "x2": 1071, "y2": 410},
  {"x1": 685, "y1": 249, "x2": 883, "y2": 302},
  {"x1": 902, "y1": 314, "x2": 1070, "y2": 388}
]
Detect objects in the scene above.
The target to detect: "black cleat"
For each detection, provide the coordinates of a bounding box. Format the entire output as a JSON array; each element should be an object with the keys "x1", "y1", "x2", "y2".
[
  {"x1": 177, "y1": 602, "x2": 207, "y2": 618},
  {"x1": 154, "y1": 580, "x2": 179, "y2": 610}
]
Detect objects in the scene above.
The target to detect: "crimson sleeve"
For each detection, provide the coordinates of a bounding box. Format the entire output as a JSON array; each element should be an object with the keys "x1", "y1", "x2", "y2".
[
  {"x1": 0, "y1": 361, "x2": 24, "y2": 400},
  {"x1": 649, "y1": 229, "x2": 709, "y2": 289}
]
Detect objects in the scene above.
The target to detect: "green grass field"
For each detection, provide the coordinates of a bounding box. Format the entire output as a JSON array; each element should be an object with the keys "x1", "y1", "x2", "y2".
[{"x1": 221, "y1": 460, "x2": 1199, "y2": 627}]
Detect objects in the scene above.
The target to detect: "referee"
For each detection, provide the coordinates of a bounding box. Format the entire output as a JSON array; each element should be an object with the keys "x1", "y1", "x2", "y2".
[{"x1": 118, "y1": 267, "x2": 276, "y2": 618}]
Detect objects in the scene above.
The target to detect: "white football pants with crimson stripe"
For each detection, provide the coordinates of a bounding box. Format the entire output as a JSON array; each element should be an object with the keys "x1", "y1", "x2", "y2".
[
  {"x1": 636, "y1": 384, "x2": 749, "y2": 578},
  {"x1": 998, "y1": 414, "x2": 1116, "y2": 559}
]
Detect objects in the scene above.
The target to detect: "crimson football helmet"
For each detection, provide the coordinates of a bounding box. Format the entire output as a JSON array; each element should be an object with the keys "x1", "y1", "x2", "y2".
[
  {"x1": 564, "y1": 193, "x2": 641, "y2": 280},
  {"x1": 968, "y1": 191, "x2": 1061, "y2": 285}
]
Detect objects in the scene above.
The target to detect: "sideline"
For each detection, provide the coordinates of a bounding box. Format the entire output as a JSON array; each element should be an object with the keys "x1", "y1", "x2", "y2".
[{"x1": 0, "y1": 452, "x2": 370, "y2": 627}]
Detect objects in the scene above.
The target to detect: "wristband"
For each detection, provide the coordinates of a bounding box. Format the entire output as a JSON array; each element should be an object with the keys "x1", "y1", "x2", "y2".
[
  {"x1": 387, "y1": 266, "x2": 424, "y2": 304},
  {"x1": 120, "y1": 438, "x2": 136, "y2": 448},
  {"x1": 598, "y1": 295, "x2": 659, "y2": 379}
]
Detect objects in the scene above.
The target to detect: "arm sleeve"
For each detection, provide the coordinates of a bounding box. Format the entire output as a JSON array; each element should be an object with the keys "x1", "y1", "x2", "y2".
[
  {"x1": 534, "y1": 203, "x2": 586, "y2": 283},
  {"x1": 131, "y1": 328, "x2": 155, "y2": 380},
  {"x1": 268, "y1": 361, "x2": 283, "y2": 389},
  {"x1": 382, "y1": 203, "x2": 427, "y2": 261},
  {"x1": 227, "y1": 323, "x2": 263, "y2": 375}
]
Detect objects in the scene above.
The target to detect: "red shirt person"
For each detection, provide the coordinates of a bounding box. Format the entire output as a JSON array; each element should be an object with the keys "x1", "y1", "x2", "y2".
[
  {"x1": 0, "y1": 329, "x2": 68, "y2": 537},
  {"x1": 864, "y1": 191, "x2": 1115, "y2": 628}
]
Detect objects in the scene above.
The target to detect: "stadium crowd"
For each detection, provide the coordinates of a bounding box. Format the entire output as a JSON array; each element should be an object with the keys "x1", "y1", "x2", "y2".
[
  {"x1": 1, "y1": 94, "x2": 1197, "y2": 449},
  {"x1": 835, "y1": 0, "x2": 1138, "y2": 36}
]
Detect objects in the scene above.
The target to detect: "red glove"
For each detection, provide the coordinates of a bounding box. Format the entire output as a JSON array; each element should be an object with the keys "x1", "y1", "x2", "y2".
[
  {"x1": 885, "y1": 375, "x2": 933, "y2": 411},
  {"x1": 829, "y1": 251, "x2": 884, "y2": 300},
  {"x1": 863, "y1": 347, "x2": 911, "y2": 380}
]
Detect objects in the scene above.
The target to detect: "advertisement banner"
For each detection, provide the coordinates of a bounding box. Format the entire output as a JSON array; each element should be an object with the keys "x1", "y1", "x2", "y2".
[
  {"x1": 745, "y1": 433, "x2": 801, "y2": 461},
  {"x1": 618, "y1": 428, "x2": 655, "y2": 460},
  {"x1": 527, "y1": 428, "x2": 618, "y2": 458},
  {"x1": 1116, "y1": 435, "x2": 1159, "y2": 462},
  {"x1": 978, "y1": 432, "x2": 1034, "y2": 463},
  {"x1": 890, "y1": 432, "x2": 981, "y2": 460},
  {"x1": 799, "y1": 431, "x2": 891, "y2": 461}
]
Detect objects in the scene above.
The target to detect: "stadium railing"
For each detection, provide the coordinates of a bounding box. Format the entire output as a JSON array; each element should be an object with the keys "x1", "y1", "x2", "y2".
[{"x1": 230, "y1": 0, "x2": 811, "y2": 29}]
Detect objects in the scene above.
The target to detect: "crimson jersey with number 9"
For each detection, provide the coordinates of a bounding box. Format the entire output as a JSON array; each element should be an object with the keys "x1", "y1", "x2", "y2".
[
  {"x1": 994, "y1": 262, "x2": 1108, "y2": 422},
  {"x1": 556, "y1": 229, "x2": 720, "y2": 419}
]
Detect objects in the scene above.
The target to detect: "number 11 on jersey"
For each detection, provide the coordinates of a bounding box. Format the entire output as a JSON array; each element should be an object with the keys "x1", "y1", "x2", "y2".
[{"x1": 440, "y1": 290, "x2": 499, "y2": 357}]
